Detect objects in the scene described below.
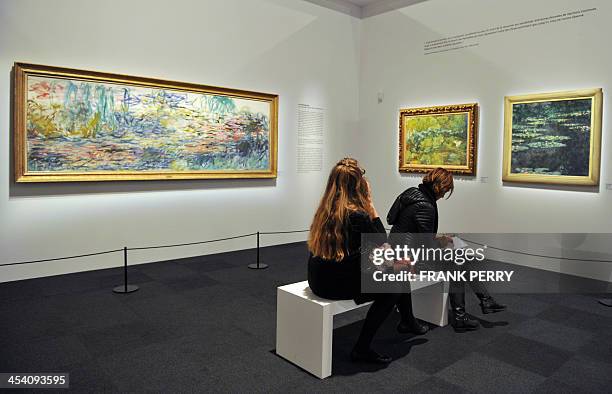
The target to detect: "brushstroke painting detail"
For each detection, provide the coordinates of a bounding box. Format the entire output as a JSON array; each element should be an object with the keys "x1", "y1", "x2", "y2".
[
  {"x1": 403, "y1": 113, "x2": 468, "y2": 166},
  {"x1": 399, "y1": 103, "x2": 477, "y2": 175},
  {"x1": 26, "y1": 76, "x2": 271, "y2": 173},
  {"x1": 510, "y1": 99, "x2": 591, "y2": 176},
  {"x1": 502, "y1": 89, "x2": 602, "y2": 186},
  {"x1": 14, "y1": 63, "x2": 278, "y2": 182}
]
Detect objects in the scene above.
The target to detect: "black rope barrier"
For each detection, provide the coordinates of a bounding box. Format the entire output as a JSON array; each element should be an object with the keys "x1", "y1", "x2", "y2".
[
  {"x1": 462, "y1": 238, "x2": 612, "y2": 263},
  {"x1": 128, "y1": 232, "x2": 258, "y2": 251},
  {"x1": 248, "y1": 232, "x2": 266, "y2": 270},
  {"x1": 2, "y1": 228, "x2": 611, "y2": 301},
  {"x1": 3, "y1": 231, "x2": 612, "y2": 268},
  {"x1": 260, "y1": 229, "x2": 309, "y2": 235},
  {"x1": 251, "y1": 229, "x2": 309, "y2": 269},
  {"x1": 0, "y1": 248, "x2": 124, "y2": 267},
  {"x1": 383, "y1": 229, "x2": 612, "y2": 263},
  {"x1": 113, "y1": 247, "x2": 138, "y2": 294}
]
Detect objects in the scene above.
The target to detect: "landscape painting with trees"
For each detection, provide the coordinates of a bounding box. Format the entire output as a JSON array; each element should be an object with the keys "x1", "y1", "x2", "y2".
[
  {"x1": 503, "y1": 89, "x2": 602, "y2": 186},
  {"x1": 14, "y1": 63, "x2": 278, "y2": 182},
  {"x1": 399, "y1": 103, "x2": 478, "y2": 175}
]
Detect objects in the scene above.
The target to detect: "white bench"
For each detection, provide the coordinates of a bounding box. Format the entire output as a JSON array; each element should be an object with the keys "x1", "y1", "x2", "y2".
[{"x1": 276, "y1": 279, "x2": 449, "y2": 379}]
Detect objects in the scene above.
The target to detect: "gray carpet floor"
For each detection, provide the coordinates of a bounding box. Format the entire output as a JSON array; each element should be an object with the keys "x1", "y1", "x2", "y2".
[{"x1": 1, "y1": 242, "x2": 611, "y2": 393}]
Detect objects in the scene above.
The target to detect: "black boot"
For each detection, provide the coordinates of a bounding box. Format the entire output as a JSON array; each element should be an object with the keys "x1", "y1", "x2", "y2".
[
  {"x1": 451, "y1": 310, "x2": 480, "y2": 332},
  {"x1": 479, "y1": 296, "x2": 507, "y2": 314},
  {"x1": 350, "y1": 348, "x2": 392, "y2": 364},
  {"x1": 396, "y1": 294, "x2": 429, "y2": 335},
  {"x1": 450, "y1": 288, "x2": 479, "y2": 332},
  {"x1": 397, "y1": 318, "x2": 429, "y2": 335}
]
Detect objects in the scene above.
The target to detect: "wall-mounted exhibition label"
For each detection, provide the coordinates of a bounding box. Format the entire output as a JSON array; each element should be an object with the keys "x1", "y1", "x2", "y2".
[
  {"x1": 297, "y1": 104, "x2": 324, "y2": 173},
  {"x1": 423, "y1": 7, "x2": 598, "y2": 55}
]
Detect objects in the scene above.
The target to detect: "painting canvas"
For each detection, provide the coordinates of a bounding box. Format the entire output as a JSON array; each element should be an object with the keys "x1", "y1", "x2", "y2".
[
  {"x1": 14, "y1": 63, "x2": 278, "y2": 182},
  {"x1": 399, "y1": 103, "x2": 478, "y2": 175},
  {"x1": 503, "y1": 89, "x2": 602, "y2": 185}
]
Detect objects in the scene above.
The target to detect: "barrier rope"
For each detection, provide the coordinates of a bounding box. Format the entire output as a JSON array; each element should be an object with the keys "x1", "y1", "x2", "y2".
[
  {"x1": 0, "y1": 249, "x2": 124, "y2": 267},
  {"x1": 462, "y1": 238, "x2": 612, "y2": 264},
  {"x1": 128, "y1": 232, "x2": 258, "y2": 251},
  {"x1": 2, "y1": 229, "x2": 612, "y2": 267},
  {"x1": 260, "y1": 229, "x2": 309, "y2": 235}
]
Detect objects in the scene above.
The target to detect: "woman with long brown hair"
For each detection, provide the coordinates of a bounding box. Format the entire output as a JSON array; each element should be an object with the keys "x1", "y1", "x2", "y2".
[{"x1": 308, "y1": 158, "x2": 428, "y2": 365}]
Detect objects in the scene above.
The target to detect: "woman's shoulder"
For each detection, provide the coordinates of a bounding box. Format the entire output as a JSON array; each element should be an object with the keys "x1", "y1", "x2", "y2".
[
  {"x1": 348, "y1": 209, "x2": 370, "y2": 222},
  {"x1": 388, "y1": 187, "x2": 432, "y2": 225},
  {"x1": 400, "y1": 187, "x2": 431, "y2": 205}
]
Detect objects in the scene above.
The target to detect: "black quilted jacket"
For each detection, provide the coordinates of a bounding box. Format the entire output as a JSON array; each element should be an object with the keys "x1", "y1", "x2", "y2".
[{"x1": 387, "y1": 183, "x2": 438, "y2": 249}]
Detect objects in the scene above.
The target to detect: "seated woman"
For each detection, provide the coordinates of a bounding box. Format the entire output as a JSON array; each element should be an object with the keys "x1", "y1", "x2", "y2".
[
  {"x1": 388, "y1": 168, "x2": 506, "y2": 332},
  {"x1": 307, "y1": 158, "x2": 428, "y2": 365}
]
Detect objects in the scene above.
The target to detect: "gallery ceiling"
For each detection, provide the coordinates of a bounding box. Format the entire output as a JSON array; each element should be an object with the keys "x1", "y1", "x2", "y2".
[
  {"x1": 342, "y1": 0, "x2": 384, "y2": 6},
  {"x1": 302, "y1": 0, "x2": 429, "y2": 18}
]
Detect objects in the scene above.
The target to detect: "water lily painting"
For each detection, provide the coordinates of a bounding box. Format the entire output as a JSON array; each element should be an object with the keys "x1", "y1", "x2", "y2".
[
  {"x1": 503, "y1": 89, "x2": 602, "y2": 186},
  {"x1": 14, "y1": 63, "x2": 278, "y2": 182},
  {"x1": 399, "y1": 103, "x2": 478, "y2": 175}
]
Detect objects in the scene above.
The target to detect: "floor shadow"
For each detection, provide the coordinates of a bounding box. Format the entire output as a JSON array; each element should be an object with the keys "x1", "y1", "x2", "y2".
[
  {"x1": 472, "y1": 314, "x2": 509, "y2": 328},
  {"x1": 330, "y1": 320, "x2": 429, "y2": 376},
  {"x1": 269, "y1": 316, "x2": 432, "y2": 378}
]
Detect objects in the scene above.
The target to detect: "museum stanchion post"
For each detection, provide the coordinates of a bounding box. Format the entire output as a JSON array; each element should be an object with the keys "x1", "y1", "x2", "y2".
[
  {"x1": 248, "y1": 231, "x2": 268, "y2": 270},
  {"x1": 597, "y1": 257, "x2": 612, "y2": 307},
  {"x1": 113, "y1": 246, "x2": 139, "y2": 294}
]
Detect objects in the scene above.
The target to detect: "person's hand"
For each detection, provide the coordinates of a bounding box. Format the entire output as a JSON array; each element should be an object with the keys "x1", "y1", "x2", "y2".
[
  {"x1": 393, "y1": 259, "x2": 412, "y2": 272},
  {"x1": 436, "y1": 234, "x2": 454, "y2": 248}
]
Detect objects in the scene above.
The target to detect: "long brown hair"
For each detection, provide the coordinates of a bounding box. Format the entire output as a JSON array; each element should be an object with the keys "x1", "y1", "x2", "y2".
[
  {"x1": 308, "y1": 158, "x2": 372, "y2": 261},
  {"x1": 423, "y1": 168, "x2": 454, "y2": 199}
]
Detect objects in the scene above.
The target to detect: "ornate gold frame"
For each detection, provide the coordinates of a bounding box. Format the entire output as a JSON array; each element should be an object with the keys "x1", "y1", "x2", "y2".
[
  {"x1": 502, "y1": 89, "x2": 602, "y2": 186},
  {"x1": 14, "y1": 62, "x2": 279, "y2": 182},
  {"x1": 399, "y1": 103, "x2": 478, "y2": 175}
]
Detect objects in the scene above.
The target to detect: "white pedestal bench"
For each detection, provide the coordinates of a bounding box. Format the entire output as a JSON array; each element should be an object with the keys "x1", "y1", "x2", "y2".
[{"x1": 276, "y1": 279, "x2": 449, "y2": 379}]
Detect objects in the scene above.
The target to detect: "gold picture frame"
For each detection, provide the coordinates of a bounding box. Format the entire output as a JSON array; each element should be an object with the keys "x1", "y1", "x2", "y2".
[
  {"x1": 399, "y1": 103, "x2": 478, "y2": 175},
  {"x1": 502, "y1": 89, "x2": 602, "y2": 186},
  {"x1": 14, "y1": 63, "x2": 278, "y2": 182}
]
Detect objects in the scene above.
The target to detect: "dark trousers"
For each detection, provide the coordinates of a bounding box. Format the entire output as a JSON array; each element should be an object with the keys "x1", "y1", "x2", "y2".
[
  {"x1": 449, "y1": 265, "x2": 491, "y2": 312},
  {"x1": 354, "y1": 292, "x2": 415, "y2": 351}
]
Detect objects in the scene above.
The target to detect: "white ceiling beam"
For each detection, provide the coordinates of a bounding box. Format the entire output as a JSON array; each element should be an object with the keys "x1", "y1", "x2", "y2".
[
  {"x1": 302, "y1": 0, "x2": 363, "y2": 18},
  {"x1": 362, "y1": 0, "x2": 429, "y2": 18},
  {"x1": 301, "y1": 0, "x2": 429, "y2": 19}
]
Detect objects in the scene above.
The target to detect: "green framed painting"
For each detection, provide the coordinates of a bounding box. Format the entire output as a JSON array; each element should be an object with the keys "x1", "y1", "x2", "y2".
[
  {"x1": 399, "y1": 103, "x2": 478, "y2": 175},
  {"x1": 14, "y1": 63, "x2": 278, "y2": 182},
  {"x1": 503, "y1": 89, "x2": 602, "y2": 186}
]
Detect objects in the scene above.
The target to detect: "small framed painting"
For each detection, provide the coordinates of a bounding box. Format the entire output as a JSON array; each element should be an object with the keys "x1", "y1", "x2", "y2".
[
  {"x1": 503, "y1": 89, "x2": 602, "y2": 186},
  {"x1": 399, "y1": 103, "x2": 478, "y2": 176},
  {"x1": 14, "y1": 63, "x2": 278, "y2": 182}
]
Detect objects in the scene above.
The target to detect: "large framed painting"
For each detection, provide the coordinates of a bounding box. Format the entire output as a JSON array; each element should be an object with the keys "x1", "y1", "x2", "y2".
[
  {"x1": 14, "y1": 63, "x2": 278, "y2": 182},
  {"x1": 503, "y1": 89, "x2": 602, "y2": 186},
  {"x1": 399, "y1": 103, "x2": 478, "y2": 175}
]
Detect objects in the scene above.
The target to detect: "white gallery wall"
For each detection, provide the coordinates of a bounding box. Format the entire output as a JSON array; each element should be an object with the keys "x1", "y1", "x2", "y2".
[
  {"x1": 1, "y1": 0, "x2": 611, "y2": 283},
  {"x1": 0, "y1": 0, "x2": 361, "y2": 281},
  {"x1": 359, "y1": 0, "x2": 612, "y2": 281}
]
